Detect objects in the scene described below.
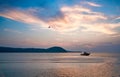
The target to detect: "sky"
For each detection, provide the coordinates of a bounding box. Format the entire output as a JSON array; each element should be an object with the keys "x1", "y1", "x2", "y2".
[{"x1": 0, "y1": 0, "x2": 120, "y2": 52}]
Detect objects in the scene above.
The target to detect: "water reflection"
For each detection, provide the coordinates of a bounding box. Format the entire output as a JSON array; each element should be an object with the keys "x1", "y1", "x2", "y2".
[
  {"x1": 0, "y1": 53, "x2": 120, "y2": 77},
  {"x1": 34, "y1": 63, "x2": 114, "y2": 77},
  {"x1": 57, "y1": 63, "x2": 114, "y2": 77}
]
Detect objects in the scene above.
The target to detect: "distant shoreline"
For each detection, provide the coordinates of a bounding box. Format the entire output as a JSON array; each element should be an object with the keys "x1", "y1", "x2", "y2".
[{"x1": 0, "y1": 46, "x2": 81, "y2": 53}]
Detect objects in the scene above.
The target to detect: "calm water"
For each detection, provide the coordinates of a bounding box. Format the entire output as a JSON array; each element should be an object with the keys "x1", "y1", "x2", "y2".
[{"x1": 0, "y1": 53, "x2": 120, "y2": 77}]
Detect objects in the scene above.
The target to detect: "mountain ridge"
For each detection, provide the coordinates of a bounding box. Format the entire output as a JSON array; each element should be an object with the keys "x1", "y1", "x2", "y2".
[{"x1": 0, "y1": 46, "x2": 68, "y2": 53}]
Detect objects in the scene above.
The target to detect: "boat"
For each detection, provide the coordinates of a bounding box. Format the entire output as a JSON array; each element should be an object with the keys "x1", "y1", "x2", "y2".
[{"x1": 80, "y1": 52, "x2": 90, "y2": 56}]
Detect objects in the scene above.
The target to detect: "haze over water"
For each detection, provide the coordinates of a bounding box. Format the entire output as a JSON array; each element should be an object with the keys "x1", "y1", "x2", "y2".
[{"x1": 0, "y1": 52, "x2": 120, "y2": 77}]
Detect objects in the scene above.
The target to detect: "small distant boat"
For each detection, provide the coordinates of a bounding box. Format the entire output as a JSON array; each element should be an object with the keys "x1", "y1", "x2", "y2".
[{"x1": 80, "y1": 52, "x2": 90, "y2": 56}]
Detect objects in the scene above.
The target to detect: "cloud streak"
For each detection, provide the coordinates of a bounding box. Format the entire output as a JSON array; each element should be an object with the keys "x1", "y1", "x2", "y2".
[
  {"x1": 115, "y1": 16, "x2": 120, "y2": 20},
  {"x1": 85, "y1": 2, "x2": 101, "y2": 7},
  {"x1": 0, "y1": 8, "x2": 48, "y2": 28},
  {"x1": 4, "y1": 28, "x2": 22, "y2": 34}
]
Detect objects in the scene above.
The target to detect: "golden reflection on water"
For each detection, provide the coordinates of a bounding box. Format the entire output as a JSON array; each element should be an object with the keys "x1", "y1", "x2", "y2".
[
  {"x1": 54, "y1": 63, "x2": 113, "y2": 77},
  {"x1": 35, "y1": 62, "x2": 116, "y2": 77}
]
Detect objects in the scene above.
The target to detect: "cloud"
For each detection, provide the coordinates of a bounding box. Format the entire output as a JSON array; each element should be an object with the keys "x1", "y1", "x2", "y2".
[
  {"x1": 4, "y1": 28, "x2": 22, "y2": 34},
  {"x1": 48, "y1": 5, "x2": 120, "y2": 35},
  {"x1": 115, "y1": 16, "x2": 120, "y2": 20},
  {"x1": 81, "y1": 23, "x2": 120, "y2": 34},
  {"x1": 85, "y1": 2, "x2": 101, "y2": 7},
  {"x1": 0, "y1": 5, "x2": 120, "y2": 35},
  {"x1": 47, "y1": 5, "x2": 119, "y2": 34},
  {"x1": 0, "y1": 8, "x2": 49, "y2": 28}
]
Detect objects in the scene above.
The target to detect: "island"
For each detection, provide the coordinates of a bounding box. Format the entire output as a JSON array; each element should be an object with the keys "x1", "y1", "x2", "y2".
[{"x1": 0, "y1": 46, "x2": 68, "y2": 53}]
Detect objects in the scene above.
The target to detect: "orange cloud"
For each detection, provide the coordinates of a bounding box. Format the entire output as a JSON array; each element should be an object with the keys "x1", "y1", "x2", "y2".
[
  {"x1": 81, "y1": 23, "x2": 120, "y2": 34},
  {"x1": 47, "y1": 5, "x2": 116, "y2": 34},
  {"x1": 47, "y1": 5, "x2": 120, "y2": 35},
  {"x1": 0, "y1": 9, "x2": 48, "y2": 28}
]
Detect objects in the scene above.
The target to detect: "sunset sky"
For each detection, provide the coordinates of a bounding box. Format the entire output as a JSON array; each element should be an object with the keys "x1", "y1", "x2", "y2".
[{"x1": 0, "y1": 0, "x2": 120, "y2": 52}]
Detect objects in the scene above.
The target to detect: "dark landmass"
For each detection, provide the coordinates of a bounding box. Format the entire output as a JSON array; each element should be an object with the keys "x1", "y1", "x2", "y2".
[{"x1": 0, "y1": 46, "x2": 69, "y2": 53}]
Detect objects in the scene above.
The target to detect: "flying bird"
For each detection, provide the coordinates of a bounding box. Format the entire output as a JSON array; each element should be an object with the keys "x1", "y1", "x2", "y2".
[
  {"x1": 48, "y1": 25, "x2": 56, "y2": 29},
  {"x1": 48, "y1": 26, "x2": 51, "y2": 28}
]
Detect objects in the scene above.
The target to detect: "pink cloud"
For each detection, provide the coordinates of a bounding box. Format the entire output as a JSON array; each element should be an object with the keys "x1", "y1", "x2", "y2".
[{"x1": 0, "y1": 9, "x2": 48, "y2": 28}]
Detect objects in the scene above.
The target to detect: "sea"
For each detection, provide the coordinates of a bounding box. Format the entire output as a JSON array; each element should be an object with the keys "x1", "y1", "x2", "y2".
[{"x1": 0, "y1": 52, "x2": 120, "y2": 77}]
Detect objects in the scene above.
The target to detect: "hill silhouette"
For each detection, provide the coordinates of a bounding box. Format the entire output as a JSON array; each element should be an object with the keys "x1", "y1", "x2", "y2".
[
  {"x1": 0, "y1": 46, "x2": 67, "y2": 53},
  {"x1": 47, "y1": 46, "x2": 66, "y2": 52}
]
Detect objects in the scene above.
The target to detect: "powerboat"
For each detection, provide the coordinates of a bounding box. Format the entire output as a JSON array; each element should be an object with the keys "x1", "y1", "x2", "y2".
[{"x1": 80, "y1": 52, "x2": 90, "y2": 56}]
